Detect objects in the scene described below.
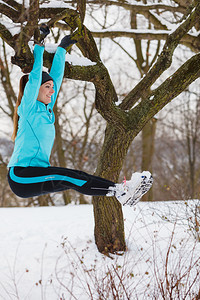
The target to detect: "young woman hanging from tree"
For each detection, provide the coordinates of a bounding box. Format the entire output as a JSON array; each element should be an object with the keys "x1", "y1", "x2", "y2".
[{"x1": 7, "y1": 25, "x2": 153, "y2": 207}]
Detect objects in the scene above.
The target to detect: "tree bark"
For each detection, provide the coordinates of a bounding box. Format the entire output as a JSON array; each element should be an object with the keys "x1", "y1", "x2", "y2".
[{"x1": 93, "y1": 126, "x2": 134, "y2": 254}]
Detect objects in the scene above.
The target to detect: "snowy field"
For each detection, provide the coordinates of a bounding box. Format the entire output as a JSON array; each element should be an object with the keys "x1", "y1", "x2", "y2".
[{"x1": 0, "y1": 201, "x2": 200, "y2": 299}]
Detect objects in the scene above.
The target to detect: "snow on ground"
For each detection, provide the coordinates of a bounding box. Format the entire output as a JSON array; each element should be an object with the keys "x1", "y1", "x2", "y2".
[{"x1": 0, "y1": 201, "x2": 200, "y2": 299}]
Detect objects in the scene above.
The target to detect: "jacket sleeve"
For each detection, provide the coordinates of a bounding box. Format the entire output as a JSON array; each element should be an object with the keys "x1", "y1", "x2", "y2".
[
  {"x1": 49, "y1": 46, "x2": 66, "y2": 108},
  {"x1": 18, "y1": 45, "x2": 44, "y2": 117}
]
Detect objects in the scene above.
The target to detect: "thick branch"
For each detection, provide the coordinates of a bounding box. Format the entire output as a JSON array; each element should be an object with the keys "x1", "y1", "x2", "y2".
[
  {"x1": 45, "y1": 8, "x2": 79, "y2": 29},
  {"x1": 150, "y1": 53, "x2": 200, "y2": 109},
  {"x1": 24, "y1": 0, "x2": 39, "y2": 42},
  {"x1": 127, "y1": 52, "x2": 200, "y2": 132},
  {"x1": 0, "y1": 23, "x2": 15, "y2": 48},
  {"x1": 39, "y1": 7, "x2": 74, "y2": 20},
  {"x1": 60, "y1": 11, "x2": 101, "y2": 62},
  {"x1": 42, "y1": 7, "x2": 101, "y2": 62},
  {"x1": 94, "y1": 77, "x2": 128, "y2": 130},
  {"x1": 63, "y1": 61, "x2": 101, "y2": 81},
  {"x1": 0, "y1": 3, "x2": 19, "y2": 22},
  {"x1": 62, "y1": 60, "x2": 127, "y2": 130},
  {"x1": 2, "y1": 0, "x2": 21, "y2": 11}
]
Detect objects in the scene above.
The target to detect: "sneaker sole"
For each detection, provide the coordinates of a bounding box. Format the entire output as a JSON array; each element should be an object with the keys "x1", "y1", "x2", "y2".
[{"x1": 123, "y1": 175, "x2": 153, "y2": 207}]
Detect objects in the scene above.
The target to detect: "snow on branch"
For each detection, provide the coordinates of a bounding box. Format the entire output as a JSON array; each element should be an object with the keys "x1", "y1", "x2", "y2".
[{"x1": 92, "y1": 28, "x2": 170, "y2": 38}]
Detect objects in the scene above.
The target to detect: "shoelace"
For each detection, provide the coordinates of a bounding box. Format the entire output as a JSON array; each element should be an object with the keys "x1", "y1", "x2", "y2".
[{"x1": 123, "y1": 176, "x2": 127, "y2": 187}]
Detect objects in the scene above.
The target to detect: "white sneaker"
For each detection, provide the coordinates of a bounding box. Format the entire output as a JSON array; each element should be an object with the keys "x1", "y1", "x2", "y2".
[
  {"x1": 107, "y1": 171, "x2": 153, "y2": 207},
  {"x1": 127, "y1": 172, "x2": 153, "y2": 206}
]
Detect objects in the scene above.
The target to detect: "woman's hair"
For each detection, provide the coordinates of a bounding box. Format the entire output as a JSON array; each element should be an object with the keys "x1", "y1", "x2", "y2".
[{"x1": 11, "y1": 74, "x2": 29, "y2": 141}]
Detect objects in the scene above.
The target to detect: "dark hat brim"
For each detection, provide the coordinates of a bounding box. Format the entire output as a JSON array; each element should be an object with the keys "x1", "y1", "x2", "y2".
[{"x1": 41, "y1": 71, "x2": 53, "y2": 85}]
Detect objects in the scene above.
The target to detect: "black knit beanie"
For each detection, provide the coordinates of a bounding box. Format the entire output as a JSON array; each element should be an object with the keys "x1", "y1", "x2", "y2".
[{"x1": 41, "y1": 71, "x2": 53, "y2": 85}]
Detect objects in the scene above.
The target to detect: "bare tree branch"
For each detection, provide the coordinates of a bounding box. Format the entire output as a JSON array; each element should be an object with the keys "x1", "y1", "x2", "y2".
[
  {"x1": 120, "y1": 2, "x2": 200, "y2": 111},
  {"x1": 91, "y1": 30, "x2": 199, "y2": 53},
  {"x1": 76, "y1": 0, "x2": 86, "y2": 23},
  {"x1": 0, "y1": 44, "x2": 17, "y2": 119},
  {"x1": 3, "y1": 0, "x2": 21, "y2": 11},
  {"x1": 65, "y1": 0, "x2": 185, "y2": 13},
  {"x1": 0, "y1": 23, "x2": 15, "y2": 48},
  {"x1": 128, "y1": 52, "x2": 200, "y2": 132},
  {"x1": 0, "y1": 3, "x2": 20, "y2": 22}
]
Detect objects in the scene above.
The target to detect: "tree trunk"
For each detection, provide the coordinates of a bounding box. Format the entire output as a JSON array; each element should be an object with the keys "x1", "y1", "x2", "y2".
[
  {"x1": 37, "y1": 194, "x2": 50, "y2": 206},
  {"x1": 93, "y1": 125, "x2": 135, "y2": 254},
  {"x1": 93, "y1": 195, "x2": 126, "y2": 255}
]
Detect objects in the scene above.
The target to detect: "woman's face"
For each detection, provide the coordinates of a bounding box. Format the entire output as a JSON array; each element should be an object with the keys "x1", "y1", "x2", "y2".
[{"x1": 37, "y1": 80, "x2": 55, "y2": 105}]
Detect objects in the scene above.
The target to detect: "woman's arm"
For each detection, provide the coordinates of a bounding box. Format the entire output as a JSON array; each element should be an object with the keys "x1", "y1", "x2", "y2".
[
  {"x1": 49, "y1": 35, "x2": 77, "y2": 108},
  {"x1": 18, "y1": 45, "x2": 44, "y2": 116},
  {"x1": 49, "y1": 46, "x2": 66, "y2": 108}
]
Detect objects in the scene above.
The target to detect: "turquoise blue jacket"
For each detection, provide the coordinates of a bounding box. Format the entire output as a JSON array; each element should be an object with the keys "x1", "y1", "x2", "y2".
[{"x1": 8, "y1": 44, "x2": 66, "y2": 168}]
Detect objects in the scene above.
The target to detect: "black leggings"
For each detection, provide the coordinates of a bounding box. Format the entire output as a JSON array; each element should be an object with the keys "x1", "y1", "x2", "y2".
[{"x1": 8, "y1": 166, "x2": 115, "y2": 199}]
